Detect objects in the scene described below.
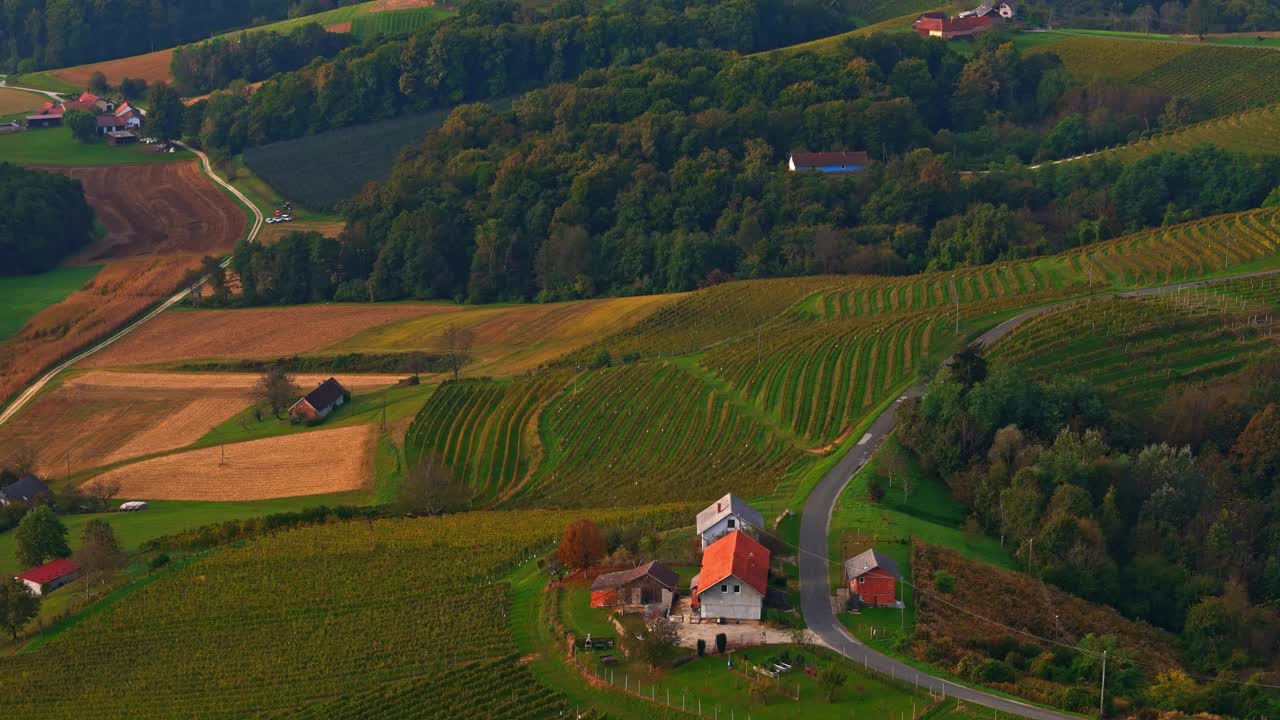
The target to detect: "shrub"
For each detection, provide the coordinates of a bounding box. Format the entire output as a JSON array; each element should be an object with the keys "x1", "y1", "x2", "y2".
[
  {"x1": 148, "y1": 553, "x2": 171, "y2": 571},
  {"x1": 766, "y1": 609, "x2": 802, "y2": 629},
  {"x1": 590, "y1": 350, "x2": 613, "y2": 369},
  {"x1": 696, "y1": 639, "x2": 706, "y2": 657},
  {"x1": 975, "y1": 659, "x2": 1015, "y2": 683},
  {"x1": 715, "y1": 633, "x2": 727, "y2": 655},
  {"x1": 933, "y1": 569, "x2": 955, "y2": 593},
  {"x1": 1058, "y1": 686, "x2": 1093, "y2": 712},
  {"x1": 868, "y1": 476, "x2": 885, "y2": 503}
]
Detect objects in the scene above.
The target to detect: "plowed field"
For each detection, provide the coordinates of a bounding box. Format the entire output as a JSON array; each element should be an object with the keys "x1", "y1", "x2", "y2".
[
  {"x1": 88, "y1": 424, "x2": 376, "y2": 500},
  {"x1": 50, "y1": 48, "x2": 174, "y2": 87},
  {"x1": 38, "y1": 162, "x2": 246, "y2": 261},
  {"x1": 82, "y1": 304, "x2": 460, "y2": 367}
]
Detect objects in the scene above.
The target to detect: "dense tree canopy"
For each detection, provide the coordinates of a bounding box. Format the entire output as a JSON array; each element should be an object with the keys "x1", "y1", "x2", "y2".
[
  {"x1": 171, "y1": 23, "x2": 360, "y2": 95},
  {"x1": 0, "y1": 164, "x2": 96, "y2": 276}
]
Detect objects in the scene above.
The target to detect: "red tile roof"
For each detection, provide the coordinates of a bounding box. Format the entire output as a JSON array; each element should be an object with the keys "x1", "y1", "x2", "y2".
[
  {"x1": 18, "y1": 558, "x2": 79, "y2": 585},
  {"x1": 62, "y1": 100, "x2": 99, "y2": 113},
  {"x1": 696, "y1": 530, "x2": 769, "y2": 597},
  {"x1": 79, "y1": 91, "x2": 100, "y2": 104},
  {"x1": 97, "y1": 115, "x2": 125, "y2": 128},
  {"x1": 913, "y1": 14, "x2": 994, "y2": 32}
]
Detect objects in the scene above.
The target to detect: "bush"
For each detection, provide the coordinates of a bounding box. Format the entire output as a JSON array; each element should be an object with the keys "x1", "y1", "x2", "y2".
[
  {"x1": 766, "y1": 608, "x2": 803, "y2": 629},
  {"x1": 148, "y1": 553, "x2": 171, "y2": 570},
  {"x1": 590, "y1": 350, "x2": 613, "y2": 369},
  {"x1": 697, "y1": 639, "x2": 706, "y2": 657},
  {"x1": 715, "y1": 633, "x2": 727, "y2": 655},
  {"x1": 868, "y1": 476, "x2": 885, "y2": 503},
  {"x1": 975, "y1": 659, "x2": 1015, "y2": 683},
  {"x1": 933, "y1": 569, "x2": 955, "y2": 593},
  {"x1": 1058, "y1": 686, "x2": 1093, "y2": 712}
]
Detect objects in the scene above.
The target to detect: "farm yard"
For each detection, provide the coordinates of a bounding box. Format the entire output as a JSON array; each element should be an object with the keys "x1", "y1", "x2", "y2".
[
  {"x1": 86, "y1": 423, "x2": 378, "y2": 500},
  {"x1": 0, "y1": 507, "x2": 686, "y2": 717},
  {"x1": 0, "y1": 126, "x2": 190, "y2": 165}
]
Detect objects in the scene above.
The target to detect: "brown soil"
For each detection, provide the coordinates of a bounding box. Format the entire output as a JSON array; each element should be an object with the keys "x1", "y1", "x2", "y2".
[
  {"x1": 51, "y1": 49, "x2": 174, "y2": 88},
  {"x1": 325, "y1": 21, "x2": 353, "y2": 32},
  {"x1": 81, "y1": 304, "x2": 461, "y2": 368},
  {"x1": 256, "y1": 219, "x2": 346, "y2": 246},
  {"x1": 88, "y1": 424, "x2": 376, "y2": 500},
  {"x1": 0, "y1": 87, "x2": 44, "y2": 115},
  {"x1": 37, "y1": 161, "x2": 247, "y2": 262}
]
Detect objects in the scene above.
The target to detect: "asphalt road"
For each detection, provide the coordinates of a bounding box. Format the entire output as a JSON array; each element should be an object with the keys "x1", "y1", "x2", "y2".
[
  {"x1": 798, "y1": 268, "x2": 1280, "y2": 720},
  {"x1": 0, "y1": 144, "x2": 263, "y2": 427}
]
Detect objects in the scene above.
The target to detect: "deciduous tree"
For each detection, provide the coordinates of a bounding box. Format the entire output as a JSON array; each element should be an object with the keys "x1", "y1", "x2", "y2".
[
  {"x1": 249, "y1": 365, "x2": 302, "y2": 419},
  {"x1": 394, "y1": 452, "x2": 471, "y2": 515},
  {"x1": 64, "y1": 109, "x2": 97, "y2": 143},
  {"x1": 442, "y1": 323, "x2": 474, "y2": 382},
  {"x1": 14, "y1": 506, "x2": 70, "y2": 569},
  {"x1": 0, "y1": 577, "x2": 39, "y2": 640},
  {"x1": 75, "y1": 518, "x2": 123, "y2": 587},
  {"x1": 558, "y1": 519, "x2": 605, "y2": 570}
]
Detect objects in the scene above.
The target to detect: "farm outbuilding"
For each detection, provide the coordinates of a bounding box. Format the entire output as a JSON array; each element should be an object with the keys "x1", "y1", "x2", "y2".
[
  {"x1": 589, "y1": 561, "x2": 678, "y2": 614},
  {"x1": 97, "y1": 115, "x2": 126, "y2": 134},
  {"x1": 692, "y1": 530, "x2": 769, "y2": 621},
  {"x1": 788, "y1": 151, "x2": 871, "y2": 174},
  {"x1": 289, "y1": 377, "x2": 349, "y2": 422},
  {"x1": 845, "y1": 548, "x2": 901, "y2": 608},
  {"x1": 26, "y1": 114, "x2": 62, "y2": 128},
  {"x1": 695, "y1": 493, "x2": 764, "y2": 549},
  {"x1": 106, "y1": 130, "x2": 138, "y2": 145},
  {"x1": 0, "y1": 475, "x2": 51, "y2": 506},
  {"x1": 17, "y1": 558, "x2": 80, "y2": 596}
]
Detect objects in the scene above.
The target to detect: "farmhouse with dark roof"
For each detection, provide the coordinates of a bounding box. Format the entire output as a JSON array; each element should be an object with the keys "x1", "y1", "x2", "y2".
[{"x1": 289, "y1": 377, "x2": 348, "y2": 422}]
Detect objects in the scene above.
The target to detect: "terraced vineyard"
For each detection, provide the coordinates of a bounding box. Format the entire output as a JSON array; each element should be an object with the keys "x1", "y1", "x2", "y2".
[
  {"x1": 0, "y1": 507, "x2": 686, "y2": 718},
  {"x1": 404, "y1": 373, "x2": 570, "y2": 502},
  {"x1": 349, "y1": 6, "x2": 453, "y2": 38},
  {"x1": 1096, "y1": 104, "x2": 1280, "y2": 162},
  {"x1": 1033, "y1": 35, "x2": 1193, "y2": 83},
  {"x1": 989, "y1": 285, "x2": 1279, "y2": 405}
]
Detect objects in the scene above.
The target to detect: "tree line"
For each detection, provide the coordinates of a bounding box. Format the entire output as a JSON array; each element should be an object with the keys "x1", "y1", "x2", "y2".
[
  {"x1": 170, "y1": 23, "x2": 361, "y2": 96},
  {"x1": 1017, "y1": 0, "x2": 1280, "y2": 35},
  {"x1": 0, "y1": 164, "x2": 96, "y2": 276},
  {"x1": 897, "y1": 349, "x2": 1280, "y2": 716},
  {"x1": 0, "y1": 0, "x2": 362, "y2": 72},
  {"x1": 181, "y1": 0, "x2": 848, "y2": 154}
]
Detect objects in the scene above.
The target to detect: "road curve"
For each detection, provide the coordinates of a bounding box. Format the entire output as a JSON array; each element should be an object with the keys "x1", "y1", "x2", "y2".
[
  {"x1": 0, "y1": 79, "x2": 64, "y2": 101},
  {"x1": 0, "y1": 144, "x2": 263, "y2": 427},
  {"x1": 799, "y1": 268, "x2": 1280, "y2": 720}
]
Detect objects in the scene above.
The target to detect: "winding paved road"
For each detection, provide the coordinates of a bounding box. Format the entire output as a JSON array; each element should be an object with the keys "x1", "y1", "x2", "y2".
[
  {"x1": 799, "y1": 268, "x2": 1280, "y2": 719},
  {"x1": 0, "y1": 144, "x2": 263, "y2": 427}
]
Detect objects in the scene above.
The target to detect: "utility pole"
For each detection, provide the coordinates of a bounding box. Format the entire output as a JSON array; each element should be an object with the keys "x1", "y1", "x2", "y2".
[{"x1": 1099, "y1": 650, "x2": 1108, "y2": 718}]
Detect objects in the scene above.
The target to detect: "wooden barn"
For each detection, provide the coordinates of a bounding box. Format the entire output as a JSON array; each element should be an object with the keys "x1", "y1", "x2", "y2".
[
  {"x1": 589, "y1": 561, "x2": 678, "y2": 613},
  {"x1": 18, "y1": 558, "x2": 80, "y2": 596},
  {"x1": 845, "y1": 548, "x2": 901, "y2": 608},
  {"x1": 26, "y1": 114, "x2": 62, "y2": 129},
  {"x1": 289, "y1": 377, "x2": 348, "y2": 422}
]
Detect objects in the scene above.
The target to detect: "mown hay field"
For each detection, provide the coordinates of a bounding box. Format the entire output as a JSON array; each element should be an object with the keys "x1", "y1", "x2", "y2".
[
  {"x1": 50, "y1": 48, "x2": 174, "y2": 87},
  {"x1": 88, "y1": 423, "x2": 377, "y2": 500},
  {"x1": 0, "y1": 86, "x2": 43, "y2": 115},
  {"x1": 0, "y1": 506, "x2": 687, "y2": 718},
  {"x1": 82, "y1": 304, "x2": 459, "y2": 368}
]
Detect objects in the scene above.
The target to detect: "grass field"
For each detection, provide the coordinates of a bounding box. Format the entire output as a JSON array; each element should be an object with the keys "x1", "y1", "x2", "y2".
[
  {"x1": 0, "y1": 265, "x2": 100, "y2": 341},
  {"x1": 0, "y1": 507, "x2": 686, "y2": 716},
  {"x1": 0, "y1": 126, "x2": 190, "y2": 165},
  {"x1": 0, "y1": 86, "x2": 45, "y2": 116},
  {"x1": 1082, "y1": 102, "x2": 1280, "y2": 162},
  {"x1": 3, "y1": 71, "x2": 79, "y2": 93}
]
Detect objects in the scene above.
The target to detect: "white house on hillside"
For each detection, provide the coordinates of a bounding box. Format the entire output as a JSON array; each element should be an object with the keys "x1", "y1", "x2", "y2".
[
  {"x1": 695, "y1": 493, "x2": 765, "y2": 549},
  {"x1": 691, "y1": 530, "x2": 770, "y2": 621}
]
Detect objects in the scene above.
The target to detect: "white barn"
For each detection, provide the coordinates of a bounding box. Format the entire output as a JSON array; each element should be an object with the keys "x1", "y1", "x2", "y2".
[{"x1": 695, "y1": 493, "x2": 765, "y2": 549}]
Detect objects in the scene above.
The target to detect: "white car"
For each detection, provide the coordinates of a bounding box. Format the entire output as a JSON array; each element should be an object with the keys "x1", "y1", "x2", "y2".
[
  {"x1": 265, "y1": 217, "x2": 278, "y2": 224},
  {"x1": 280, "y1": 214, "x2": 293, "y2": 221}
]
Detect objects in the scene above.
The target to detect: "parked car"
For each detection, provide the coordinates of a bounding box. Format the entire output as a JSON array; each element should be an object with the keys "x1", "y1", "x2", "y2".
[
  {"x1": 265, "y1": 217, "x2": 278, "y2": 224},
  {"x1": 280, "y1": 214, "x2": 293, "y2": 221}
]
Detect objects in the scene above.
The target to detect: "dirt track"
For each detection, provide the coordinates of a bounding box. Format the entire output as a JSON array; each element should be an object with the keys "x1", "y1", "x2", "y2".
[{"x1": 37, "y1": 162, "x2": 246, "y2": 262}]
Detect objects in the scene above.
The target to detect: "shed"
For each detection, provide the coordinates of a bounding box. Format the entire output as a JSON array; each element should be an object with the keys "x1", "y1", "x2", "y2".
[
  {"x1": 695, "y1": 493, "x2": 764, "y2": 549},
  {"x1": 26, "y1": 114, "x2": 63, "y2": 128},
  {"x1": 788, "y1": 151, "x2": 871, "y2": 173},
  {"x1": 693, "y1": 530, "x2": 769, "y2": 621},
  {"x1": 0, "y1": 475, "x2": 51, "y2": 506},
  {"x1": 17, "y1": 558, "x2": 80, "y2": 596},
  {"x1": 844, "y1": 548, "x2": 901, "y2": 607},
  {"x1": 589, "y1": 561, "x2": 678, "y2": 613},
  {"x1": 106, "y1": 130, "x2": 137, "y2": 145},
  {"x1": 912, "y1": 14, "x2": 995, "y2": 38},
  {"x1": 289, "y1": 377, "x2": 348, "y2": 422}
]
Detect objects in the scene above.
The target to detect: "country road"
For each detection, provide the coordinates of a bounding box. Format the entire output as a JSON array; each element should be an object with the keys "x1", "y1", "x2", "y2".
[
  {"x1": 798, "y1": 267, "x2": 1280, "y2": 720},
  {"x1": 0, "y1": 144, "x2": 263, "y2": 427},
  {"x1": 0, "y1": 78, "x2": 63, "y2": 101}
]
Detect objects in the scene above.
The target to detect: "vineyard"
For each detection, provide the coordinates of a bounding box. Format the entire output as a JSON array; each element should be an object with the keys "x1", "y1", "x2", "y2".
[
  {"x1": 988, "y1": 276, "x2": 1280, "y2": 406},
  {"x1": 1031, "y1": 36, "x2": 1280, "y2": 115},
  {"x1": 404, "y1": 374, "x2": 570, "y2": 503},
  {"x1": 1095, "y1": 103, "x2": 1280, "y2": 162},
  {"x1": 349, "y1": 5, "x2": 453, "y2": 38},
  {"x1": 0, "y1": 507, "x2": 686, "y2": 718}
]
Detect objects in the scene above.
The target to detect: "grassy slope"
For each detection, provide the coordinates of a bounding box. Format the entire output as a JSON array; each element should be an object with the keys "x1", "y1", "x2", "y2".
[
  {"x1": 0, "y1": 126, "x2": 191, "y2": 165},
  {"x1": 0, "y1": 266, "x2": 101, "y2": 341},
  {"x1": 4, "y1": 71, "x2": 79, "y2": 93}
]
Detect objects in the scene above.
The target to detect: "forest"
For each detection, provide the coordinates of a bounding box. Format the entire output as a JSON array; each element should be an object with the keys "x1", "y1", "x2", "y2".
[
  {"x1": 0, "y1": 164, "x2": 96, "y2": 276},
  {"x1": 897, "y1": 348, "x2": 1280, "y2": 713},
  {"x1": 0, "y1": 0, "x2": 361, "y2": 72},
  {"x1": 170, "y1": 23, "x2": 360, "y2": 95},
  {"x1": 211, "y1": 31, "x2": 1280, "y2": 307},
  {"x1": 1016, "y1": 0, "x2": 1280, "y2": 33}
]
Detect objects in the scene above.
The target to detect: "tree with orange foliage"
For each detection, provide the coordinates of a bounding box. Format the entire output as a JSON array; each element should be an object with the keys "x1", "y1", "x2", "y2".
[
  {"x1": 558, "y1": 519, "x2": 605, "y2": 570},
  {"x1": 1231, "y1": 403, "x2": 1280, "y2": 480}
]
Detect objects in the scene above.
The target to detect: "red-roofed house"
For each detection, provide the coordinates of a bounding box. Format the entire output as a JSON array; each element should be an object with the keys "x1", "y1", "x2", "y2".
[
  {"x1": 691, "y1": 530, "x2": 769, "y2": 620},
  {"x1": 115, "y1": 101, "x2": 144, "y2": 129},
  {"x1": 97, "y1": 114, "x2": 127, "y2": 134},
  {"x1": 61, "y1": 99, "x2": 101, "y2": 114},
  {"x1": 17, "y1": 558, "x2": 80, "y2": 596},
  {"x1": 912, "y1": 13, "x2": 995, "y2": 39}
]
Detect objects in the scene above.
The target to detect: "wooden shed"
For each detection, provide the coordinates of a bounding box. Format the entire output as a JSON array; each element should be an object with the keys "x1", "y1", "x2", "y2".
[{"x1": 589, "y1": 561, "x2": 678, "y2": 613}]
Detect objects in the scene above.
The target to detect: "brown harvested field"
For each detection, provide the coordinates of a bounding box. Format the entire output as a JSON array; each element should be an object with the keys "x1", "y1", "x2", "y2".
[
  {"x1": 51, "y1": 48, "x2": 173, "y2": 88},
  {"x1": 256, "y1": 218, "x2": 346, "y2": 245},
  {"x1": 87, "y1": 424, "x2": 376, "y2": 500},
  {"x1": 371, "y1": 0, "x2": 436, "y2": 10},
  {"x1": 39, "y1": 161, "x2": 246, "y2": 262},
  {"x1": 0, "y1": 371, "x2": 401, "y2": 475},
  {"x1": 82, "y1": 304, "x2": 460, "y2": 368},
  {"x1": 325, "y1": 21, "x2": 353, "y2": 32},
  {"x1": 0, "y1": 87, "x2": 43, "y2": 115}
]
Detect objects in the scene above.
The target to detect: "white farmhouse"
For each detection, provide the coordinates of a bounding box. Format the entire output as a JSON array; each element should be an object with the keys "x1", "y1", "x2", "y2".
[
  {"x1": 695, "y1": 493, "x2": 764, "y2": 549},
  {"x1": 691, "y1": 530, "x2": 770, "y2": 621}
]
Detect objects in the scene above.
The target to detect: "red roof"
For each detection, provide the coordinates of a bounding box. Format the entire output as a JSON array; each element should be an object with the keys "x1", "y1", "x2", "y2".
[
  {"x1": 79, "y1": 91, "x2": 100, "y2": 104},
  {"x1": 18, "y1": 558, "x2": 79, "y2": 585},
  {"x1": 97, "y1": 115, "x2": 125, "y2": 128},
  {"x1": 62, "y1": 100, "x2": 98, "y2": 113},
  {"x1": 913, "y1": 15, "x2": 994, "y2": 32},
  {"x1": 791, "y1": 151, "x2": 871, "y2": 168},
  {"x1": 696, "y1": 530, "x2": 769, "y2": 597}
]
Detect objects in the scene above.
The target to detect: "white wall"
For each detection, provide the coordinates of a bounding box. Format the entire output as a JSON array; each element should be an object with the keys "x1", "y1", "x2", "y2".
[
  {"x1": 698, "y1": 576, "x2": 763, "y2": 620},
  {"x1": 700, "y1": 515, "x2": 746, "y2": 549}
]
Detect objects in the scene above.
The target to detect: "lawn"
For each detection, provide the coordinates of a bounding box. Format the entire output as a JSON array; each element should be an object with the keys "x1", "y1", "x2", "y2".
[
  {"x1": 216, "y1": 154, "x2": 341, "y2": 223},
  {"x1": 0, "y1": 126, "x2": 190, "y2": 165},
  {"x1": 0, "y1": 265, "x2": 101, "y2": 341},
  {"x1": 560, "y1": 584, "x2": 621, "y2": 638},
  {"x1": 4, "y1": 71, "x2": 79, "y2": 93}
]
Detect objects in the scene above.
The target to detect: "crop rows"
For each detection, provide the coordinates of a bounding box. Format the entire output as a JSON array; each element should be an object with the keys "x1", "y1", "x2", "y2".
[
  {"x1": 0, "y1": 508, "x2": 687, "y2": 718},
  {"x1": 1133, "y1": 45, "x2": 1280, "y2": 115},
  {"x1": 525, "y1": 362, "x2": 804, "y2": 507},
  {"x1": 701, "y1": 313, "x2": 945, "y2": 445},
  {"x1": 989, "y1": 294, "x2": 1277, "y2": 405},
  {"x1": 1099, "y1": 104, "x2": 1280, "y2": 162},
  {"x1": 1031, "y1": 36, "x2": 1194, "y2": 83},
  {"x1": 350, "y1": 6, "x2": 453, "y2": 38},
  {"x1": 404, "y1": 373, "x2": 570, "y2": 502}
]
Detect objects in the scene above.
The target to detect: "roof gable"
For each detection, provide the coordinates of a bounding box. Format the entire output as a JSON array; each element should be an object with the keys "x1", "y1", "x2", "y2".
[
  {"x1": 695, "y1": 493, "x2": 764, "y2": 535},
  {"x1": 302, "y1": 377, "x2": 346, "y2": 411},
  {"x1": 845, "y1": 548, "x2": 901, "y2": 579},
  {"x1": 696, "y1": 530, "x2": 769, "y2": 596},
  {"x1": 590, "y1": 561, "x2": 678, "y2": 592},
  {"x1": 0, "y1": 475, "x2": 50, "y2": 503},
  {"x1": 18, "y1": 558, "x2": 79, "y2": 584}
]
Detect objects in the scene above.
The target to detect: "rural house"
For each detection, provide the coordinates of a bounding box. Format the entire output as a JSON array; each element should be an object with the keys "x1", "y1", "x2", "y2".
[
  {"x1": 17, "y1": 558, "x2": 80, "y2": 596},
  {"x1": 114, "y1": 101, "x2": 144, "y2": 128},
  {"x1": 97, "y1": 114, "x2": 127, "y2": 134},
  {"x1": 959, "y1": 1, "x2": 1017, "y2": 18},
  {"x1": 696, "y1": 493, "x2": 764, "y2": 549},
  {"x1": 691, "y1": 530, "x2": 770, "y2": 621},
  {"x1": 788, "y1": 151, "x2": 871, "y2": 174},
  {"x1": 912, "y1": 13, "x2": 994, "y2": 38},
  {"x1": 844, "y1": 548, "x2": 901, "y2": 607},
  {"x1": 289, "y1": 377, "x2": 348, "y2": 422},
  {"x1": 589, "y1": 561, "x2": 678, "y2": 613},
  {"x1": 0, "y1": 475, "x2": 51, "y2": 507}
]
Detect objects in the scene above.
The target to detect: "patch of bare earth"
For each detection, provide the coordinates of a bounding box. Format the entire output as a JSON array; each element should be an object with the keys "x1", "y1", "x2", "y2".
[{"x1": 88, "y1": 424, "x2": 377, "y2": 500}]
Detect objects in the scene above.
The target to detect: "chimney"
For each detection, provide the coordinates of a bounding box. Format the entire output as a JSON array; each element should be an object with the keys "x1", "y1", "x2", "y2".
[{"x1": 717, "y1": 501, "x2": 722, "y2": 513}]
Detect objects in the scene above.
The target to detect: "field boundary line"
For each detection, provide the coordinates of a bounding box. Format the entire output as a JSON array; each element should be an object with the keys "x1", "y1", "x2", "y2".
[{"x1": 0, "y1": 145, "x2": 263, "y2": 427}]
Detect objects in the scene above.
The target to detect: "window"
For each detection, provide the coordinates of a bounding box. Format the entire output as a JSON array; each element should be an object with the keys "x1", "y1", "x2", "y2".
[
  {"x1": 733, "y1": 584, "x2": 740, "y2": 593},
  {"x1": 727, "y1": 518, "x2": 736, "y2": 529},
  {"x1": 858, "y1": 576, "x2": 865, "y2": 584},
  {"x1": 720, "y1": 584, "x2": 727, "y2": 593}
]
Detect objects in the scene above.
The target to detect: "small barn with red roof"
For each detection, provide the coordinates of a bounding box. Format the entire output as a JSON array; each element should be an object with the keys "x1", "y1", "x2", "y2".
[
  {"x1": 691, "y1": 530, "x2": 769, "y2": 620},
  {"x1": 589, "y1": 561, "x2": 678, "y2": 613},
  {"x1": 17, "y1": 558, "x2": 80, "y2": 596},
  {"x1": 845, "y1": 548, "x2": 901, "y2": 607}
]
